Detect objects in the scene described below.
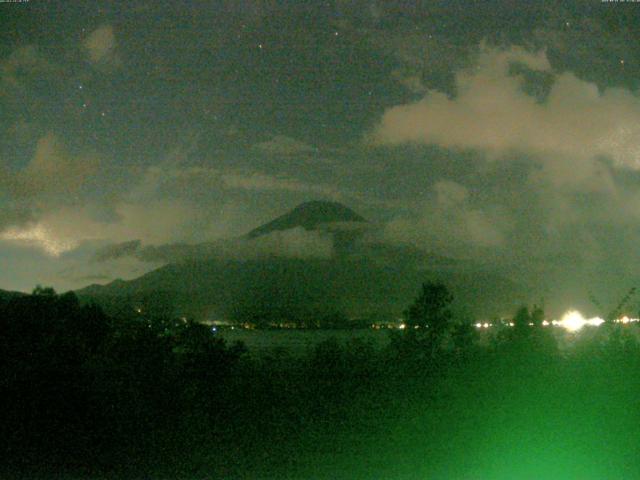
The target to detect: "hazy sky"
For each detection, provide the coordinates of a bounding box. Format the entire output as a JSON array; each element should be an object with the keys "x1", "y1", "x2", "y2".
[{"x1": 1, "y1": 0, "x2": 640, "y2": 305}]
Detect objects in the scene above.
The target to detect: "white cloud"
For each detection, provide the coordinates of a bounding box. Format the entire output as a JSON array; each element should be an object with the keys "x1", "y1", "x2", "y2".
[
  {"x1": 0, "y1": 199, "x2": 200, "y2": 258},
  {"x1": 84, "y1": 25, "x2": 120, "y2": 66},
  {"x1": 0, "y1": 223, "x2": 78, "y2": 257},
  {"x1": 371, "y1": 44, "x2": 640, "y2": 174}
]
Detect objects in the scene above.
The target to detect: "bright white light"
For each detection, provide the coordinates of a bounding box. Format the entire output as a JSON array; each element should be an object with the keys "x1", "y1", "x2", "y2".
[
  {"x1": 557, "y1": 310, "x2": 605, "y2": 332},
  {"x1": 588, "y1": 317, "x2": 605, "y2": 327},
  {"x1": 558, "y1": 311, "x2": 586, "y2": 332},
  {"x1": 473, "y1": 311, "x2": 636, "y2": 332}
]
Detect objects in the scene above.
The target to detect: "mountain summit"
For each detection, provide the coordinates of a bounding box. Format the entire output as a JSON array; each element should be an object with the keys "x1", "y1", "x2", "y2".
[
  {"x1": 77, "y1": 200, "x2": 523, "y2": 322},
  {"x1": 246, "y1": 200, "x2": 366, "y2": 238}
]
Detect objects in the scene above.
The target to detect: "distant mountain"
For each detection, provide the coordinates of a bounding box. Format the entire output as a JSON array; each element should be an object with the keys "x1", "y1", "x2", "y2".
[
  {"x1": 246, "y1": 200, "x2": 366, "y2": 238},
  {"x1": 77, "y1": 201, "x2": 526, "y2": 323}
]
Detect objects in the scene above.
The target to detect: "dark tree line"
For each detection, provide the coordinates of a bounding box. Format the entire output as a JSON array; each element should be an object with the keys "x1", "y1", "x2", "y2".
[
  {"x1": 2, "y1": 283, "x2": 640, "y2": 478},
  {"x1": 0, "y1": 288, "x2": 245, "y2": 475}
]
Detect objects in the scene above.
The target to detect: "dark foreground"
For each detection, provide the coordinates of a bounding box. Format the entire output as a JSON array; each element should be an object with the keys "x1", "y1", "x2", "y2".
[{"x1": 2, "y1": 290, "x2": 640, "y2": 479}]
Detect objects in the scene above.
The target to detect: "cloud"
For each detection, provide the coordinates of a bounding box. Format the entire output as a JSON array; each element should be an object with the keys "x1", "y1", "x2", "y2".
[
  {"x1": 69, "y1": 274, "x2": 112, "y2": 283},
  {"x1": 0, "y1": 133, "x2": 100, "y2": 232},
  {"x1": 384, "y1": 180, "x2": 507, "y2": 253},
  {"x1": 0, "y1": 46, "x2": 59, "y2": 99},
  {"x1": 95, "y1": 241, "x2": 218, "y2": 264},
  {"x1": 84, "y1": 25, "x2": 120, "y2": 67},
  {"x1": 0, "y1": 197, "x2": 203, "y2": 259},
  {"x1": 92, "y1": 225, "x2": 334, "y2": 265},
  {"x1": 240, "y1": 227, "x2": 333, "y2": 259},
  {"x1": 253, "y1": 135, "x2": 317, "y2": 155},
  {"x1": 0, "y1": 202, "x2": 32, "y2": 233},
  {"x1": 143, "y1": 228, "x2": 334, "y2": 262},
  {"x1": 129, "y1": 161, "x2": 345, "y2": 199},
  {"x1": 391, "y1": 71, "x2": 427, "y2": 94},
  {"x1": 129, "y1": 156, "x2": 342, "y2": 201},
  {"x1": 19, "y1": 133, "x2": 100, "y2": 198},
  {"x1": 0, "y1": 223, "x2": 79, "y2": 257},
  {"x1": 371, "y1": 44, "x2": 640, "y2": 177},
  {"x1": 3, "y1": 137, "x2": 346, "y2": 259},
  {"x1": 93, "y1": 239, "x2": 142, "y2": 262},
  {"x1": 220, "y1": 171, "x2": 340, "y2": 198}
]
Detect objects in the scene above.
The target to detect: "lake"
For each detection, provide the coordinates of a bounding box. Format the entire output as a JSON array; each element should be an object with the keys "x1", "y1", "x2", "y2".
[
  {"x1": 216, "y1": 324, "x2": 640, "y2": 356},
  {"x1": 216, "y1": 328, "x2": 392, "y2": 356}
]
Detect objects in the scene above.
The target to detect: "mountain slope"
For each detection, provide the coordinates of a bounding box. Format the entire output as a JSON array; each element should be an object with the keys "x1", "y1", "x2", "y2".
[
  {"x1": 246, "y1": 200, "x2": 366, "y2": 238},
  {"x1": 77, "y1": 201, "x2": 525, "y2": 322}
]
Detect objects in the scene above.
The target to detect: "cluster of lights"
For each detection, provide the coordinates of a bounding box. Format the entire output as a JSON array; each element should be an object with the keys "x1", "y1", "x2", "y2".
[
  {"x1": 552, "y1": 311, "x2": 604, "y2": 332},
  {"x1": 471, "y1": 310, "x2": 640, "y2": 333},
  {"x1": 475, "y1": 322, "x2": 493, "y2": 329},
  {"x1": 614, "y1": 316, "x2": 638, "y2": 325}
]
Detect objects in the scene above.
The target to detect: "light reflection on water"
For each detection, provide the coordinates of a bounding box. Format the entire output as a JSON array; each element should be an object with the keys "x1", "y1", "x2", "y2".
[{"x1": 218, "y1": 323, "x2": 640, "y2": 356}]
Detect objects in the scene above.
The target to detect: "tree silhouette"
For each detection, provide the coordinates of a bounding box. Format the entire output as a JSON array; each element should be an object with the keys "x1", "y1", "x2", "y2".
[
  {"x1": 32, "y1": 284, "x2": 57, "y2": 296},
  {"x1": 531, "y1": 304, "x2": 544, "y2": 326},
  {"x1": 404, "y1": 281, "x2": 454, "y2": 357},
  {"x1": 513, "y1": 305, "x2": 532, "y2": 335},
  {"x1": 451, "y1": 321, "x2": 478, "y2": 356},
  {"x1": 500, "y1": 305, "x2": 558, "y2": 359}
]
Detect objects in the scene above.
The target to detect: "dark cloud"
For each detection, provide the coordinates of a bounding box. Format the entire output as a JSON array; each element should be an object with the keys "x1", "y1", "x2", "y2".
[
  {"x1": 93, "y1": 226, "x2": 335, "y2": 265},
  {"x1": 0, "y1": 46, "x2": 60, "y2": 100},
  {"x1": 93, "y1": 239, "x2": 141, "y2": 262}
]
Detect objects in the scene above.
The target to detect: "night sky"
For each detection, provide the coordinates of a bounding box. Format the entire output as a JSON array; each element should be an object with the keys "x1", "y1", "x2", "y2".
[{"x1": 2, "y1": 1, "x2": 640, "y2": 309}]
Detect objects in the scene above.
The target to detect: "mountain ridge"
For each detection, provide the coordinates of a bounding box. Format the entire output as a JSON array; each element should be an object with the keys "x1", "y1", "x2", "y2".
[
  {"x1": 246, "y1": 200, "x2": 366, "y2": 239},
  {"x1": 76, "y1": 201, "x2": 526, "y2": 322}
]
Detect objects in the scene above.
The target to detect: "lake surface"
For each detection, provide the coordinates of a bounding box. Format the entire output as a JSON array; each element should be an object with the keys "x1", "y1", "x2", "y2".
[
  {"x1": 216, "y1": 324, "x2": 640, "y2": 356},
  {"x1": 216, "y1": 328, "x2": 392, "y2": 355}
]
